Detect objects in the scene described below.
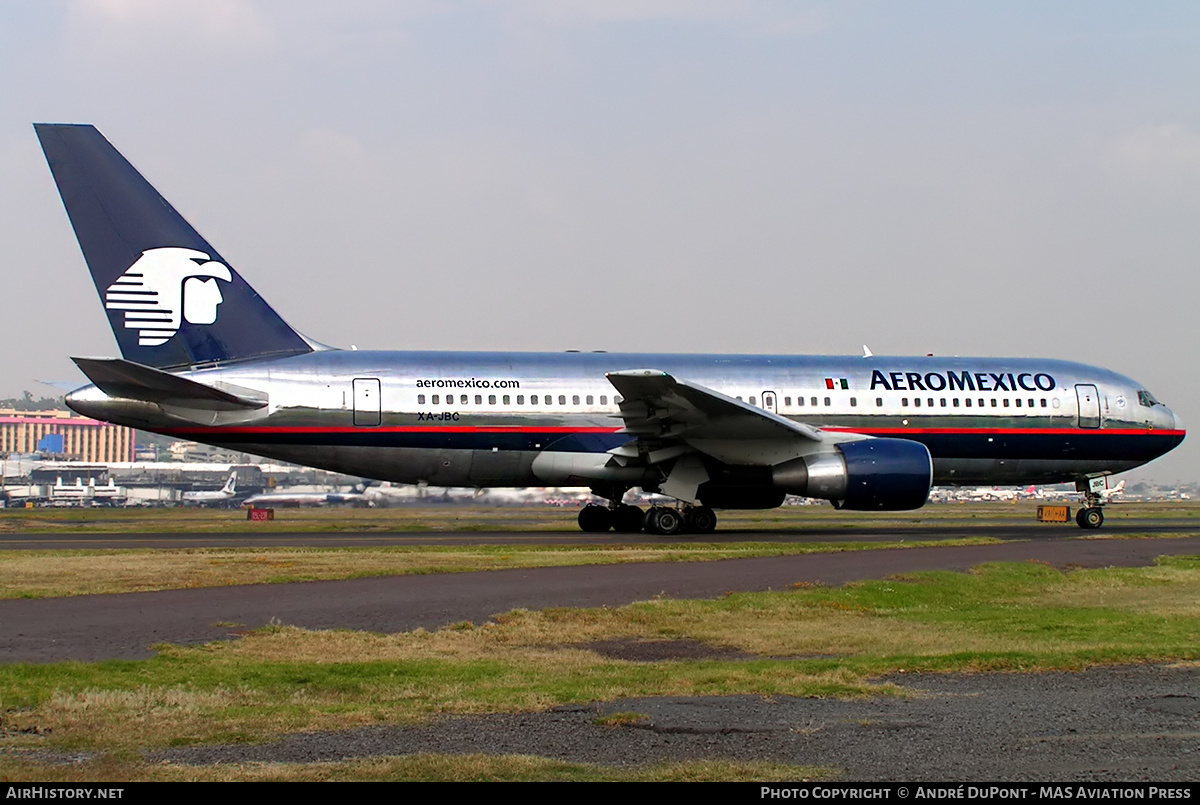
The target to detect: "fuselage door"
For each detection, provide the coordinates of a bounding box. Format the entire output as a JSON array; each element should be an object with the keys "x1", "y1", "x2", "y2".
[
  {"x1": 761, "y1": 390, "x2": 778, "y2": 415},
  {"x1": 353, "y1": 378, "x2": 381, "y2": 426},
  {"x1": 1076, "y1": 384, "x2": 1101, "y2": 429}
]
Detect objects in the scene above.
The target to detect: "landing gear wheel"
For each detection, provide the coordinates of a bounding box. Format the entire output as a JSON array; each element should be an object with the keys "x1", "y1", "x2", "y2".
[
  {"x1": 612, "y1": 504, "x2": 645, "y2": 533},
  {"x1": 686, "y1": 506, "x2": 717, "y2": 534},
  {"x1": 643, "y1": 506, "x2": 664, "y2": 535},
  {"x1": 578, "y1": 504, "x2": 613, "y2": 533},
  {"x1": 1076, "y1": 507, "x2": 1104, "y2": 530},
  {"x1": 645, "y1": 506, "x2": 684, "y2": 537}
]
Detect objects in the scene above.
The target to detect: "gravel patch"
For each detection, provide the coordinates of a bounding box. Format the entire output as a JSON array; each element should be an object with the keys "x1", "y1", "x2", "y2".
[
  {"x1": 152, "y1": 664, "x2": 1200, "y2": 780},
  {"x1": 581, "y1": 637, "x2": 757, "y2": 662}
]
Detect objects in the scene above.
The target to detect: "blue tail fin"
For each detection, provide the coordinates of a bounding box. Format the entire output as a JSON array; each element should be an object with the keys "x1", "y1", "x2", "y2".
[{"x1": 36, "y1": 123, "x2": 313, "y2": 369}]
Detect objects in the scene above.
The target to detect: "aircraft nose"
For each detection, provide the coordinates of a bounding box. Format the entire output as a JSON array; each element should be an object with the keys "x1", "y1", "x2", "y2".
[{"x1": 1170, "y1": 408, "x2": 1184, "y2": 434}]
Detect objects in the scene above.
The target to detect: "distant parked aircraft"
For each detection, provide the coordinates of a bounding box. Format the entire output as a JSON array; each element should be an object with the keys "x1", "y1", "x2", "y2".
[
  {"x1": 242, "y1": 488, "x2": 371, "y2": 507},
  {"x1": 181, "y1": 472, "x2": 238, "y2": 505}
]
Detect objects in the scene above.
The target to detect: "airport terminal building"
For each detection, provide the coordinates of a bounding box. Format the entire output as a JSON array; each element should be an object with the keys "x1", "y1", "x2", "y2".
[{"x1": 0, "y1": 409, "x2": 134, "y2": 463}]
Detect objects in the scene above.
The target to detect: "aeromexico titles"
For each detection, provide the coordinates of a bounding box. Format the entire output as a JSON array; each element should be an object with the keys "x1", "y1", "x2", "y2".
[{"x1": 36, "y1": 124, "x2": 1184, "y2": 533}]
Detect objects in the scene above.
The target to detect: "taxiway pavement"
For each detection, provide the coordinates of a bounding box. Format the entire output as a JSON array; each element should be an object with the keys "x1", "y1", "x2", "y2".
[
  {"x1": 3, "y1": 516, "x2": 1198, "y2": 549},
  {"x1": 3, "y1": 533, "x2": 1199, "y2": 664}
]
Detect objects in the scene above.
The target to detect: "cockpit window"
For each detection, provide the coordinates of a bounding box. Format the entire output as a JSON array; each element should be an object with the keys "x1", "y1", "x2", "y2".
[{"x1": 1137, "y1": 390, "x2": 1162, "y2": 407}]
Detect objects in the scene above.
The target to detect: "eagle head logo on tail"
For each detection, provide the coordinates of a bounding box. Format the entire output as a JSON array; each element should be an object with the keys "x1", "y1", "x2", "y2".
[{"x1": 104, "y1": 248, "x2": 233, "y2": 346}]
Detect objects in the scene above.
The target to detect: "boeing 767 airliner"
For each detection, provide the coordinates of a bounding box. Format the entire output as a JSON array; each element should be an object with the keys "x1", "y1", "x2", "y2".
[{"x1": 35, "y1": 124, "x2": 1185, "y2": 533}]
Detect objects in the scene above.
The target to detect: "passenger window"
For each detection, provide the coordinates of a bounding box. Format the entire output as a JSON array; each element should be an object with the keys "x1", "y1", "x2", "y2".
[
  {"x1": 1040, "y1": 399, "x2": 1047, "y2": 408},
  {"x1": 1003, "y1": 399, "x2": 1009, "y2": 407},
  {"x1": 1015, "y1": 399, "x2": 1021, "y2": 407},
  {"x1": 749, "y1": 396, "x2": 757, "y2": 406},
  {"x1": 489, "y1": 395, "x2": 496, "y2": 405},
  {"x1": 572, "y1": 395, "x2": 580, "y2": 405},
  {"x1": 559, "y1": 395, "x2": 566, "y2": 405},
  {"x1": 785, "y1": 397, "x2": 792, "y2": 407},
  {"x1": 902, "y1": 397, "x2": 909, "y2": 407},
  {"x1": 503, "y1": 395, "x2": 510, "y2": 405},
  {"x1": 431, "y1": 395, "x2": 439, "y2": 405},
  {"x1": 418, "y1": 394, "x2": 425, "y2": 405},
  {"x1": 978, "y1": 398, "x2": 984, "y2": 407},
  {"x1": 797, "y1": 397, "x2": 805, "y2": 406},
  {"x1": 530, "y1": 395, "x2": 538, "y2": 405},
  {"x1": 600, "y1": 395, "x2": 608, "y2": 405},
  {"x1": 517, "y1": 395, "x2": 524, "y2": 405},
  {"x1": 1028, "y1": 398, "x2": 1034, "y2": 407},
  {"x1": 811, "y1": 397, "x2": 818, "y2": 406},
  {"x1": 824, "y1": 397, "x2": 831, "y2": 406},
  {"x1": 927, "y1": 398, "x2": 933, "y2": 407},
  {"x1": 586, "y1": 395, "x2": 593, "y2": 405},
  {"x1": 914, "y1": 398, "x2": 921, "y2": 407},
  {"x1": 991, "y1": 399, "x2": 997, "y2": 407},
  {"x1": 965, "y1": 398, "x2": 972, "y2": 407},
  {"x1": 850, "y1": 397, "x2": 857, "y2": 407},
  {"x1": 940, "y1": 398, "x2": 946, "y2": 407},
  {"x1": 615, "y1": 396, "x2": 623, "y2": 404},
  {"x1": 474, "y1": 395, "x2": 482, "y2": 405},
  {"x1": 876, "y1": 397, "x2": 883, "y2": 407},
  {"x1": 953, "y1": 398, "x2": 959, "y2": 407}
]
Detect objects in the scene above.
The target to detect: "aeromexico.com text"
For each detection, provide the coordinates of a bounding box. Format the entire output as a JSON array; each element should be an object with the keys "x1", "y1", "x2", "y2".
[
  {"x1": 869, "y1": 371, "x2": 1056, "y2": 393},
  {"x1": 415, "y1": 379, "x2": 520, "y2": 390}
]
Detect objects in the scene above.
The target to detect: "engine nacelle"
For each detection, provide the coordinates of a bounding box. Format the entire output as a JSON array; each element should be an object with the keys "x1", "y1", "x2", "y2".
[{"x1": 771, "y1": 438, "x2": 933, "y2": 511}]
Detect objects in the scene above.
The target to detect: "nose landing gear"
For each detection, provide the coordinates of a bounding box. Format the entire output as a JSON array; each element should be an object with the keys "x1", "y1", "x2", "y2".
[
  {"x1": 1074, "y1": 478, "x2": 1107, "y2": 530},
  {"x1": 1075, "y1": 506, "x2": 1104, "y2": 529}
]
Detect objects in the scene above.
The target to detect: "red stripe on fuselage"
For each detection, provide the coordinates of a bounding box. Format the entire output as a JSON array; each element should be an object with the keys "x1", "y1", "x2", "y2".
[
  {"x1": 160, "y1": 425, "x2": 1185, "y2": 437},
  {"x1": 162, "y1": 425, "x2": 624, "y2": 436},
  {"x1": 825, "y1": 427, "x2": 1186, "y2": 437}
]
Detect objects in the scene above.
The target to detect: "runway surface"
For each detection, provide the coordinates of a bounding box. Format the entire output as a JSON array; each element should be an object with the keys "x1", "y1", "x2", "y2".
[
  {"x1": 3, "y1": 532, "x2": 1199, "y2": 664},
  {"x1": 4, "y1": 515, "x2": 1199, "y2": 549}
]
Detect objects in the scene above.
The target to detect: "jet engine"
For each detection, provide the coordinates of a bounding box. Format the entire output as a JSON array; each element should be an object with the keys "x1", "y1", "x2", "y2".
[{"x1": 770, "y1": 438, "x2": 933, "y2": 510}]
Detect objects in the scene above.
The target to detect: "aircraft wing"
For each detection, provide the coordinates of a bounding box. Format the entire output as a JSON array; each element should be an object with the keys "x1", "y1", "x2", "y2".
[
  {"x1": 605, "y1": 370, "x2": 851, "y2": 501},
  {"x1": 606, "y1": 369, "x2": 823, "y2": 442}
]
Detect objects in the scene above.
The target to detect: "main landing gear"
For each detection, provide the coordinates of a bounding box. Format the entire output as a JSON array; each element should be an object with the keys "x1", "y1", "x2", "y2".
[
  {"x1": 577, "y1": 502, "x2": 645, "y2": 533},
  {"x1": 577, "y1": 501, "x2": 718, "y2": 536}
]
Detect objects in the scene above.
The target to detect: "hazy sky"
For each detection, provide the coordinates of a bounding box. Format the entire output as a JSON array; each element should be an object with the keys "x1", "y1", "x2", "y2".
[{"x1": 2, "y1": 1, "x2": 1199, "y2": 482}]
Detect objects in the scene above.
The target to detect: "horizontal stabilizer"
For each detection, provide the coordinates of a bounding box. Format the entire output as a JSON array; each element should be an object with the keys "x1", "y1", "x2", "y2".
[{"x1": 72, "y1": 357, "x2": 267, "y2": 411}]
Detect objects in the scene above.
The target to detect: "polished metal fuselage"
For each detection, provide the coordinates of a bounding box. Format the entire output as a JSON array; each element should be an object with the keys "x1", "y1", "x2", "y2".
[{"x1": 66, "y1": 350, "x2": 1184, "y2": 491}]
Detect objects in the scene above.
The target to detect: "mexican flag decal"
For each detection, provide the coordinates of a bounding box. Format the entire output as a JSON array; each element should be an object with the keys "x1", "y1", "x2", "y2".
[{"x1": 825, "y1": 377, "x2": 849, "y2": 390}]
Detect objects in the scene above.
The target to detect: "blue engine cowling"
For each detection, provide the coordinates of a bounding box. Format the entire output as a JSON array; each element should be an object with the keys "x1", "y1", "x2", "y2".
[
  {"x1": 835, "y1": 438, "x2": 933, "y2": 510},
  {"x1": 771, "y1": 438, "x2": 933, "y2": 511}
]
